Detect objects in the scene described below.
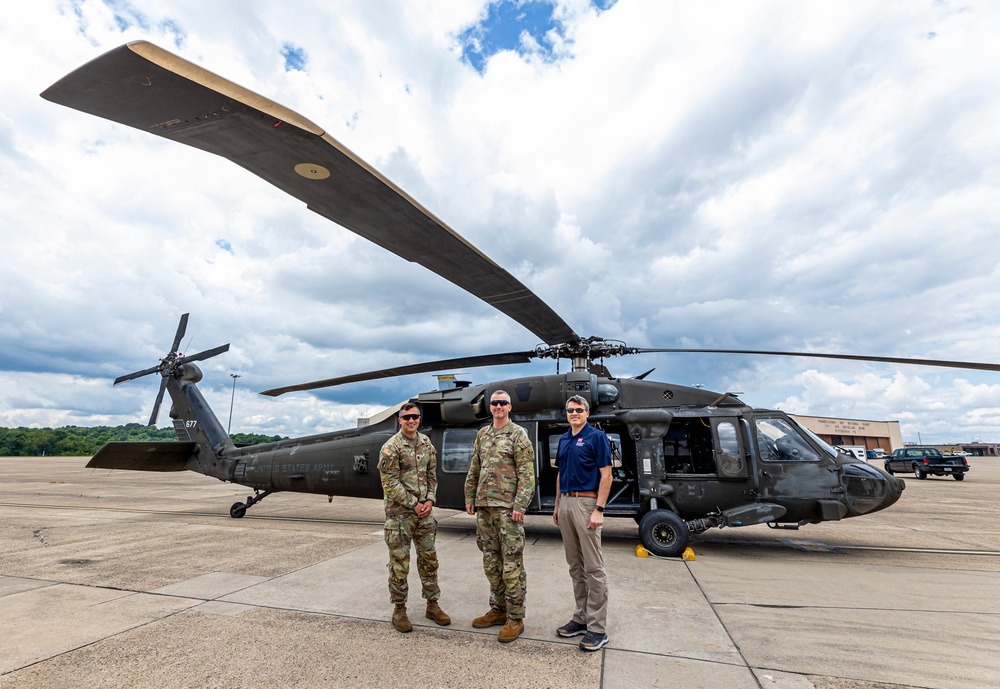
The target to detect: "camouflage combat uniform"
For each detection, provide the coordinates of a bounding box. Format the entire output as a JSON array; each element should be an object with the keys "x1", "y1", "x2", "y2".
[
  {"x1": 464, "y1": 421, "x2": 536, "y2": 620},
  {"x1": 378, "y1": 430, "x2": 440, "y2": 606}
]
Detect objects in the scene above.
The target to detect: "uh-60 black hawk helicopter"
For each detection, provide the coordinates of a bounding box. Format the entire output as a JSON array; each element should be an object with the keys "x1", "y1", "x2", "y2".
[{"x1": 44, "y1": 42, "x2": 1000, "y2": 556}]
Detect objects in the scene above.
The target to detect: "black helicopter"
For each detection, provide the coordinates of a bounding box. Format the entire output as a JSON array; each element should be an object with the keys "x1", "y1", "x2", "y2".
[{"x1": 43, "y1": 42, "x2": 997, "y2": 556}]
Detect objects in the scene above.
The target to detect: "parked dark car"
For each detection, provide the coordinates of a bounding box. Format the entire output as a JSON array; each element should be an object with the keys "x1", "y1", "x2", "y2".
[{"x1": 884, "y1": 448, "x2": 969, "y2": 480}]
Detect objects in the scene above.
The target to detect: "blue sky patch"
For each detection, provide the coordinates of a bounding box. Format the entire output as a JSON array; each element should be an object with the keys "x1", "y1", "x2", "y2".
[
  {"x1": 103, "y1": 0, "x2": 151, "y2": 32},
  {"x1": 281, "y1": 43, "x2": 308, "y2": 72},
  {"x1": 459, "y1": 0, "x2": 617, "y2": 74},
  {"x1": 216, "y1": 239, "x2": 233, "y2": 254}
]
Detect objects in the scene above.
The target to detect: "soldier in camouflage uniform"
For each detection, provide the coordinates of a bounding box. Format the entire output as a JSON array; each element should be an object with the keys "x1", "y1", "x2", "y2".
[
  {"x1": 378, "y1": 402, "x2": 451, "y2": 633},
  {"x1": 464, "y1": 390, "x2": 536, "y2": 643}
]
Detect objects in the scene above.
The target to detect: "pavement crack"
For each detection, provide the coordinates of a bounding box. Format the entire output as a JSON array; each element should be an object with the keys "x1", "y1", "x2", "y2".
[{"x1": 32, "y1": 529, "x2": 48, "y2": 546}]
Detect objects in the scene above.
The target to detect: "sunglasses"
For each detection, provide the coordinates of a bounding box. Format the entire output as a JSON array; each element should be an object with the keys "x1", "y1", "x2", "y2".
[
  {"x1": 489, "y1": 400, "x2": 510, "y2": 407},
  {"x1": 566, "y1": 407, "x2": 587, "y2": 414},
  {"x1": 399, "y1": 414, "x2": 421, "y2": 421}
]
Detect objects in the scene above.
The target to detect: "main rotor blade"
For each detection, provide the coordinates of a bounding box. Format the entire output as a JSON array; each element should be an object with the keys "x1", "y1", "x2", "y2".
[
  {"x1": 170, "y1": 313, "x2": 189, "y2": 354},
  {"x1": 114, "y1": 363, "x2": 163, "y2": 386},
  {"x1": 261, "y1": 351, "x2": 536, "y2": 396},
  {"x1": 42, "y1": 42, "x2": 578, "y2": 346},
  {"x1": 148, "y1": 376, "x2": 167, "y2": 426},
  {"x1": 637, "y1": 348, "x2": 1000, "y2": 373},
  {"x1": 179, "y1": 343, "x2": 231, "y2": 364}
]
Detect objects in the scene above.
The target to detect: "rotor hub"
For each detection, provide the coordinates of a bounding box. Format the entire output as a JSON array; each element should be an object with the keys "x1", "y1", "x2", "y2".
[{"x1": 533, "y1": 337, "x2": 638, "y2": 371}]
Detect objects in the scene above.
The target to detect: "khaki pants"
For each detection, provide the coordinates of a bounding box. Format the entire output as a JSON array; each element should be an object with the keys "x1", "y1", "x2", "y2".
[{"x1": 557, "y1": 496, "x2": 608, "y2": 635}]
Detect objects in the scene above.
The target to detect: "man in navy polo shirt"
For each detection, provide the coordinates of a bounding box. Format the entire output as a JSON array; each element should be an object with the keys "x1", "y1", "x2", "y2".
[{"x1": 552, "y1": 394, "x2": 613, "y2": 652}]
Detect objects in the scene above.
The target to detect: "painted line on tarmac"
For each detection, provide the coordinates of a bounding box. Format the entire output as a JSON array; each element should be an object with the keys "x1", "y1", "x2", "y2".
[
  {"x1": 0, "y1": 501, "x2": 586, "y2": 542},
  {"x1": 706, "y1": 536, "x2": 1000, "y2": 557},
  {"x1": 8, "y1": 502, "x2": 998, "y2": 556},
  {"x1": 826, "y1": 543, "x2": 1000, "y2": 556},
  {"x1": 0, "y1": 501, "x2": 385, "y2": 526}
]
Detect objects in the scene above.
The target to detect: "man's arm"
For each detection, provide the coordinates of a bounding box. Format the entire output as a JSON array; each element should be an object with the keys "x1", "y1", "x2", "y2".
[
  {"x1": 378, "y1": 443, "x2": 417, "y2": 511},
  {"x1": 425, "y1": 438, "x2": 438, "y2": 505},
  {"x1": 511, "y1": 428, "x2": 536, "y2": 522},
  {"x1": 588, "y1": 465, "x2": 613, "y2": 529},
  {"x1": 553, "y1": 471, "x2": 561, "y2": 526}
]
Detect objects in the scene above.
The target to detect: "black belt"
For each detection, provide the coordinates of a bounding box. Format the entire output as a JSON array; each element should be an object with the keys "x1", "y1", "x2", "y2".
[{"x1": 562, "y1": 491, "x2": 598, "y2": 498}]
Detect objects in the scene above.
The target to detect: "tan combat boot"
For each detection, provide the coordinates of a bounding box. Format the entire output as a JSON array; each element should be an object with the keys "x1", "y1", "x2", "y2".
[
  {"x1": 425, "y1": 600, "x2": 451, "y2": 626},
  {"x1": 498, "y1": 618, "x2": 524, "y2": 643},
  {"x1": 472, "y1": 608, "x2": 507, "y2": 628},
  {"x1": 392, "y1": 604, "x2": 412, "y2": 633}
]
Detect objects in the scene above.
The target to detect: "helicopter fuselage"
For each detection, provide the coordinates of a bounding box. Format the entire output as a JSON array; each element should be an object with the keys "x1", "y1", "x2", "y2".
[{"x1": 90, "y1": 364, "x2": 905, "y2": 556}]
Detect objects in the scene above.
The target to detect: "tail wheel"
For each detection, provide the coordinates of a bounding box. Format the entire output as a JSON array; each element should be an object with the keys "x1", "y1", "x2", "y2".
[
  {"x1": 230, "y1": 502, "x2": 247, "y2": 518},
  {"x1": 638, "y1": 509, "x2": 690, "y2": 558}
]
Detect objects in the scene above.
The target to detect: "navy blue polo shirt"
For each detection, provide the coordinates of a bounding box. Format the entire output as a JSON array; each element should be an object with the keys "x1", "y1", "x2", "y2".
[{"x1": 556, "y1": 423, "x2": 612, "y2": 492}]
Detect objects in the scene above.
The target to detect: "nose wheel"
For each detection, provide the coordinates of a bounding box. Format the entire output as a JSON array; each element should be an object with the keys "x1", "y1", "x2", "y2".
[{"x1": 229, "y1": 489, "x2": 272, "y2": 518}]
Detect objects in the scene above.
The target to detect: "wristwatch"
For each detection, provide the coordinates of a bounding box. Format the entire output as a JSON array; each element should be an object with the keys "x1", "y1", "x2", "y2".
[{"x1": 595, "y1": 505, "x2": 605, "y2": 513}]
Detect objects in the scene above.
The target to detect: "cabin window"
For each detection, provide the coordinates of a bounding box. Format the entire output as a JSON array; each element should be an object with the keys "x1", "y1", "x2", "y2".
[
  {"x1": 663, "y1": 419, "x2": 716, "y2": 475},
  {"x1": 441, "y1": 428, "x2": 478, "y2": 473},
  {"x1": 753, "y1": 417, "x2": 820, "y2": 462}
]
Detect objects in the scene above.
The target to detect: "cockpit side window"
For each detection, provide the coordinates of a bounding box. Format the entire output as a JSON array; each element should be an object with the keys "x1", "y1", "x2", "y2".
[
  {"x1": 715, "y1": 420, "x2": 745, "y2": 476},
  {"x1": 753, "y1": 417, "x2": 821, "y2": 462}
]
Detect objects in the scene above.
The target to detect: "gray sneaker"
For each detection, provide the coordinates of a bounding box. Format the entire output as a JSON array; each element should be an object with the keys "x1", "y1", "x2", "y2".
[
  {"x1": 579, "y1": 631, "x2": 609, "y2": 652},
  {"x1": 557, "y1": 620, "x2": 588, "y2": 638}
]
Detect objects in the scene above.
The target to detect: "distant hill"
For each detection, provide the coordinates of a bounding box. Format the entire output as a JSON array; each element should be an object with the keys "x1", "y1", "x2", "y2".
[{"x1": 0, "y1": 424, "x2": 285, "y2": 457}]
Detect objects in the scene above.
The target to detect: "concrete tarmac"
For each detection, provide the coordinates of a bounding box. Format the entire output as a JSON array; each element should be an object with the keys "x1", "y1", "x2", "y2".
[{"x1": 1, "y1": 456, "x2": 998, "y2": 689}]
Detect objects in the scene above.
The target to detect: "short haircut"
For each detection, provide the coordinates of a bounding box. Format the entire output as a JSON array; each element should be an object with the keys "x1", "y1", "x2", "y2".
[
  {"x1": 399, "y1": 401, "x2": 421, "y2": 415},
  {"x1": 491, "y1": 389, "x2": 511, "y2": 401},
  {"x1": 566, "y1": 395, "x2": 589, "y2": 411}
]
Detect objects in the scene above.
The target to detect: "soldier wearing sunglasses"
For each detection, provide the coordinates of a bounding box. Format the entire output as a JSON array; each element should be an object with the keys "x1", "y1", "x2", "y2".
[
  {"x1": 553, "y1": 395, "x2": 613, "y2": 652},
  {"x1": 464, "y1": 390, "x2": 536, "y2": 642},
  {"x1": 378, "y1": 401, "x2": 451, "y2": 633}
]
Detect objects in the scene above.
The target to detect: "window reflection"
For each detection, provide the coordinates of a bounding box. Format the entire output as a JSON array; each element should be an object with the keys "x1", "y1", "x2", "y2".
[
  {"x1": 441, "y1": 428, "x2": 478, "y2": 473},
  {"x1": 754, "y1": 417, "x2": 820, "y2": 462}
]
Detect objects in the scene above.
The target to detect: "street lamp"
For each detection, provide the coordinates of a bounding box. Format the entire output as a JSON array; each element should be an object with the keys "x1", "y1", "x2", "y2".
[{"x1": 228, "y1": 373, "x2": 242, "y2": 435}]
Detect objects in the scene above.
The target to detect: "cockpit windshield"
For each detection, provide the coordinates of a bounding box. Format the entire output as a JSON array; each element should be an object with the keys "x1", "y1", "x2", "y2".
[
  {"x1": 796, "y1": 422, "x2": 839, "y2": 459},
  {"x1": 753, "y1": 416, "x2": 824, "y2": 462}
]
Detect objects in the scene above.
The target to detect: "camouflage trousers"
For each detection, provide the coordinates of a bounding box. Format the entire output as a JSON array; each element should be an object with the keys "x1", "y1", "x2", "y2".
[
  {"x1": 475, "y1": 506, "x2": 527, "y2": 619},
  {"x1": 384, "y1": 513, "x2": 440, "y2": 605}
]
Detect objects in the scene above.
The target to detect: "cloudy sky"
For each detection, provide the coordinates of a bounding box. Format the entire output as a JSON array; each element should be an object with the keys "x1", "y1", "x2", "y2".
[{"x1": 2, "y1": 0, "x2": 999, "y2": 443}]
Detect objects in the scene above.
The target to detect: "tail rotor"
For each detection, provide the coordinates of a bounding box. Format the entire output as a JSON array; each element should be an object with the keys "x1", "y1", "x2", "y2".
[{"x1": 114, "y1": 314, "x2": 230, "y2": 425}]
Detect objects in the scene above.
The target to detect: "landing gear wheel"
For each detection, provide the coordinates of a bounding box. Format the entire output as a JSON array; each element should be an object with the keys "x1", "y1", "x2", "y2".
[
  {"x1": 954, "y1": 473, "x2": 965, "y2": 481},
  {"x1": 227, "y1": 489, "x2": 272, "y2": 518},
  {"x1": 913, "y1": 465, "x2": 927, "y2": 479},
  {"x1": 638, "y1": 509, "x2": 690, "y2": 558}
]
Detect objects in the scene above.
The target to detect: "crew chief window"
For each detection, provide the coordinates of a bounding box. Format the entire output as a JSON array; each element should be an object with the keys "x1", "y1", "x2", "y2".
[{"x1": 441, "y1": 428, "x2": 478, "y2": 473}]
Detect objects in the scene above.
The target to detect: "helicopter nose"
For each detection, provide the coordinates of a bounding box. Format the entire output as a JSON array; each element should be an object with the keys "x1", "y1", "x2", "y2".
[{"x1": 841, "y1": 462, "x2": 905, "y2": 517}]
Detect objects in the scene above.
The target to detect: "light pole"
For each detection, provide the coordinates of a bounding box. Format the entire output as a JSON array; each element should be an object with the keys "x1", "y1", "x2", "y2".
[{"x1": 228, "y1": 373, "x2": 242, "y2": 435}]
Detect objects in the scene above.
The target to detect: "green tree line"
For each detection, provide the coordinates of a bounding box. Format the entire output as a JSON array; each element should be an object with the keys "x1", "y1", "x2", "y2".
[{"x1": 0, "y1": 424, "x2": 285, "y2": 457}]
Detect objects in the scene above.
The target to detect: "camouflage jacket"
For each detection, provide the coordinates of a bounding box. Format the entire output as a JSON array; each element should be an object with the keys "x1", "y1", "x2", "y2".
[
  {"x1": 378, "y1": 430, "x2": 437, "y2": 517},
  {"x1": 464, "y1": 421, "x2": 535, "y2": 512}
]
